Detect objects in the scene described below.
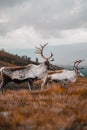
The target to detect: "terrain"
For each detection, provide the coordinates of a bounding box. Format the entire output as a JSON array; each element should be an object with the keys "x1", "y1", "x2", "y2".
[
  {"x1": 0, "y1": 50, "x2": 87, "y2": 130},
  {"x1": 0, "y1": 77, "x2": 87, "y2": 130}
]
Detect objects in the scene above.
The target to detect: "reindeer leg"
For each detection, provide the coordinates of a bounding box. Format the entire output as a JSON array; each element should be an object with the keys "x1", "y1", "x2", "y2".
[
  {"x1": 28, "y1": 79, "x2": 33, "y2": 91},
  {"x1": 62, "y1": 80, "x2": 68, "y2": 88},
  {"x1": 41, "y1": 76, "x2": 50, "y2": 90},
  {"x1": 0, "y1": 75, "x2": 11, "y2": 93},
  {"x1": 28, "y1": 82, "x2": 31, "y2": 91},
  {"x1": 47, "y1": 79, "x2": 52, "y2": 89},
  {"x1": 0, "y1": 82, "x2": 3, "y2": 93},
  {"x1": 28, "y1": 82, "x2": 33, "y2": 91},
  {"x1": 0, "y1": 81, "x2": 6, "y2": 94},
  {"x1": 41, "y1": 78, "x2": 46, "y2": 90}
]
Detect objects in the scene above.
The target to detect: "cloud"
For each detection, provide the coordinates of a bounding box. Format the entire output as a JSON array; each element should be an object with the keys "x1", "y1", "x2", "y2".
[
  {"x1": 0, "y1": 0, "x2": 87, "y2": 48},
  {"x1": 0, "y1": 27, "x2": 87, "y2": 49},
  {"x1": 0, "y1": 26, "x2": 43, "y2": 48},
  {"x1": 0, "y1": 0, "x2": 27, "y2": 8}
]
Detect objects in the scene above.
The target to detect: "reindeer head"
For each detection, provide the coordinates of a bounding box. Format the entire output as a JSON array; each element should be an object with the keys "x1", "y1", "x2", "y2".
[
  {"x1": 35, "y1": 43, "x2": 54, "y2": 69},
  {"x1": 74, "y1": 59, "x2": 84, "y2": 77}
]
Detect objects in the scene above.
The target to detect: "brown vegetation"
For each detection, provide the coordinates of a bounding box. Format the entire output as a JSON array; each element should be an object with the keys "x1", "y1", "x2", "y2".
[
  {"x1": 0, "y1": 77, "x2": 87, "y2": 130},
  {"x1": 0, "y1": 50, "x2": 86, "y2": 129},
  {"x1": 0, "y1": 50, "x2": 37, "y2": 66},
  {"x1": 0, "y1": 60, "x2": 17, "y2": 67}
]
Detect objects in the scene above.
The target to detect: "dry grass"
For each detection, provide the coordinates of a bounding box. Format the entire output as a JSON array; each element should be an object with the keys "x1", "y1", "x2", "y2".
[
  {"x1": 0, "y1": 77, "x2": 87, "y2": 130},
  {"x1": 0, "y1": 60, "x2": 17, "y2": 67}
]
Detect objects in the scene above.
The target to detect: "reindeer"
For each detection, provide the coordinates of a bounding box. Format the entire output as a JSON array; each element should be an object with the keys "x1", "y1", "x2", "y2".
[
  {"x1": 0, "y1": 43, "x2": 54, "y2": 93},
  {"x1": 43, "y1": 60, "x2": 84, "y2": 87}
]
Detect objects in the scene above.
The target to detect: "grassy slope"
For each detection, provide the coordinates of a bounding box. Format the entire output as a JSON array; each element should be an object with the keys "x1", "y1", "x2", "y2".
[
  {"x1": 0, "y1": 77, "x2": 87, "y2": 130},
  {"x1": 0, "y1": 60, "x2": 17, "y2": 67},
  {"x1": 0, "y1": 50, "x2": 29, "y2": 66},
  {"x1": 0, "y1": 51, "x2": 18, "y2": 68}
]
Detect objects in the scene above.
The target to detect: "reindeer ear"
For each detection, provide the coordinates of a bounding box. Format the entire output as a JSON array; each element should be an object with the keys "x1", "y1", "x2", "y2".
[{"x1": 50, "y1": 58, "x2": 54, "y2": 61}]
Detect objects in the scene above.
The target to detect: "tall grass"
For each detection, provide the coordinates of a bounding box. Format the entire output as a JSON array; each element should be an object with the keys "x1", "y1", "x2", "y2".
[{"x1": 0, "y1": 77, "x2": 87, "y2": 130}]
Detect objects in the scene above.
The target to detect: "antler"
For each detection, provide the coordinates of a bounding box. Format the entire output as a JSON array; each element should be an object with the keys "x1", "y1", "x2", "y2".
[
  {"x1": 74, "y1": 59, "x2": 84, "y2": 70},
  {"x1": 35, "y1": 43, "x2": 54, "y2": 61}
]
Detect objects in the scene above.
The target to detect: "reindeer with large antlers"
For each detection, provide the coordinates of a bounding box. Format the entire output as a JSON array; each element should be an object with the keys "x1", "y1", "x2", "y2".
[
  {"x1": 35, "y1": 43, "x2": 54, "y2": 89},
  {"x1": 43, "y1": 59, "x2": 84, "y2": 87},
  {"x1": 0, "y1": 43, "x2": 53, "y2": 92}
]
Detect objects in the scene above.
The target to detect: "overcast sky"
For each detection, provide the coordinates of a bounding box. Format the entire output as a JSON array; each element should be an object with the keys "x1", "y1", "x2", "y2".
[
  {"x1": 0, "y1": 0, "x2": 87, "y2": 65},
  {"x1": 0, "y1": 0, "x2": 87, "y2": 48}
]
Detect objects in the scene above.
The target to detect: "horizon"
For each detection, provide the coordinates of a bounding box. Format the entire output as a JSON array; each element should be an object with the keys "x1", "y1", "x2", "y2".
[{"x1": 4, "y1": 43, "x2": 87, "y2": 66}]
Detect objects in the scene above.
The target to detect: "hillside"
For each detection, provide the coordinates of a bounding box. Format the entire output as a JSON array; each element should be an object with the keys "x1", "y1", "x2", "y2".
[
  {"x1": 0, "y1": 50, "x2": 40, "y2": 67},
  {"x1": 0, "y1": 60, "x2": 17, "y2": 67}
]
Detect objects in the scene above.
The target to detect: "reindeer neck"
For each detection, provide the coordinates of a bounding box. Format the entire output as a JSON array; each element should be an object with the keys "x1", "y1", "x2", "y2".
[{"x1": 74, "y1": 69, "x2": 79, "y2": 76}]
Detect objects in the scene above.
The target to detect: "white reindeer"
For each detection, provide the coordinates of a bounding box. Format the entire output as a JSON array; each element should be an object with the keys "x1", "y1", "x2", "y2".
[
  {"x1": 0, "y1": 43, "x2": 54, "y2": 93},
  {"x1": 43, "y1": 60, "x2": 84, "y2": 87}
]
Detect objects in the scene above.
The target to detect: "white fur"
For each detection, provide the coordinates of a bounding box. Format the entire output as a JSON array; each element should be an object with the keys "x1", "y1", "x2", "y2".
[
  {"x1": 48, "y1": 70, "x2": 77, "y2": 82},
  {"x1": 43, "y1": 69, "x2": 84, "y2": 87},
  {"x1": 0, "y1": 62, "x2": 48, "y2": 91}
]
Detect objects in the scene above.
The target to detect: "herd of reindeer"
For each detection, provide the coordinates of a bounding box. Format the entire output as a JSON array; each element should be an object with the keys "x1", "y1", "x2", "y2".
[{"x1": 0, "y1": 43, "x2": 84, "y2": 93}]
